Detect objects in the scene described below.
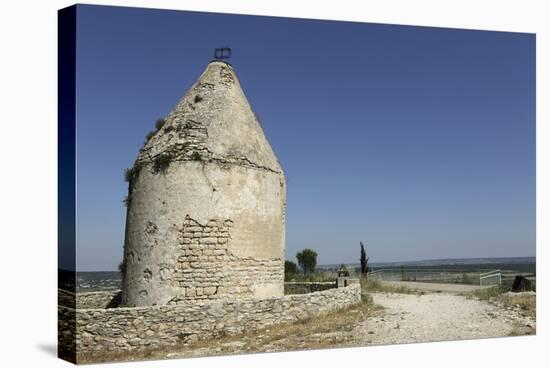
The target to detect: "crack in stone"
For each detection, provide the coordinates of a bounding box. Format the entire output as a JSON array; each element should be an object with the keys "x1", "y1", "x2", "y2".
[
  {"x1": 137, "y1": 148, "x2": 282, "y2": 175},
  {"x1": 135, "y1": 114, "x2": 282, "y2": 176}
]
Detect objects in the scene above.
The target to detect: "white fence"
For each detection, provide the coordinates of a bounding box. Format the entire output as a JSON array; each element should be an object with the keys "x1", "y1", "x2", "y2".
[{"x1": 479, "y1": 270, "x2": 502, "y2": 287}]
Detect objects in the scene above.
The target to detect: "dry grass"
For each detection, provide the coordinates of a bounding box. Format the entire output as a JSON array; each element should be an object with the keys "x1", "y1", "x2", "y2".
[
  {"x1": 499, "y1": 292, "x2": 536, "y2": 318},
  {"x1": 78, "y1": 298, "x2": 383, "y2": 364},
  {"x1": 284, "y1": 271, "x2": 338, "y2": 282},
  {"x1": 471, "y1": 287, "x2": 536, "y2": 318},
  {"x1": 471, "y1": 285, "x2": 507, "y2": 300},
  {"x1": 193, "y1": 299, "x2": 382, "y2": 351},
  {"x1": 361, "y1": 278, "x2": 423, "y2": 295}
]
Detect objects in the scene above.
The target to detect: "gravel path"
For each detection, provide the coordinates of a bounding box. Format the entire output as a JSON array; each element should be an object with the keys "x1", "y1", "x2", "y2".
[{"x1": 355, "y1": 292, "x2": 534, "y2": 345}]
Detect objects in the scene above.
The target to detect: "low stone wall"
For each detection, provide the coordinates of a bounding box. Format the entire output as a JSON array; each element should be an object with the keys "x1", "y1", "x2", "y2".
[
  {"x1": 58, "y1": 288, "x2": 75, "y2": 309},
  {"x1": 60, "y1": 284, "x2": 360, "y2": 359},
  {"x1": 61, "y1": 281, "x2": 338, "y2": 308},
  {"x1": 59, "y1": 289, "x2": 121, "y2": 309},
  {"x1": 284, "y1": 281, "x2": 336, "y2": 295}
]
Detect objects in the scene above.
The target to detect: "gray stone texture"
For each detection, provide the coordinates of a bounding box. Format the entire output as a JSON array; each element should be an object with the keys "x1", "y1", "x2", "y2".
[
  {"x1": 59, "y1": 289, "x2": 121, "y2": 309},
  {"x1": 284, "y1": 282, "x2": 337, "y2": 294},
  {"x1": 61, "y1": 284, "x2": 360, "y2": 359}
]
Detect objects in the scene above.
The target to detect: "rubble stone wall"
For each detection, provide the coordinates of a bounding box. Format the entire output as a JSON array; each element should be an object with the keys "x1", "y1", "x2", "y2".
[
  {"x1": 61, "y1": 284, "x2": 360, "y2": 359},
  {"x1": 59, "y1": 289, "x2": 121, "y2": 309},
  {"x1": 284, "y1": 282, "x2": 337, "y2": 294}
]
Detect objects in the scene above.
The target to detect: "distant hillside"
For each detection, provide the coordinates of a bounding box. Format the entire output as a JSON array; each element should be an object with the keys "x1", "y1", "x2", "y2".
[{"x1": 319, "y1": 256, "x2": 535, "y2": 269}]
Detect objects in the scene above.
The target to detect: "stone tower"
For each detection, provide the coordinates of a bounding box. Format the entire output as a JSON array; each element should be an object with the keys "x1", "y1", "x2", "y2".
[{"x1": 121, "y1": 60, "x2": 286, "y2": 307}]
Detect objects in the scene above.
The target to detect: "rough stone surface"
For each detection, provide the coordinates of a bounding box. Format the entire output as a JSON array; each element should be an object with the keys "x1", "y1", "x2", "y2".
[
  {"x1": 122, "y1": 61, "x2": 286, "y2": 307},
  {"x1": 59, "y1": 289, "x2": 121, "y2": 309},
  {"x1": 60, "y1": 284, "x2": 360, "y2": 358},
  {"x1": 167, "y1": 216, "x2": 283, "y2": 304},
  {"x1": 284, "y1": 282, "x2": 336, "y2": 295}
]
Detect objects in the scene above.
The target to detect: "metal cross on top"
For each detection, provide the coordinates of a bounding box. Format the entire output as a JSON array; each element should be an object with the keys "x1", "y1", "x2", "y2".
[{"x1": 214, "y1": 48, "x2": 232, "y2": 60}]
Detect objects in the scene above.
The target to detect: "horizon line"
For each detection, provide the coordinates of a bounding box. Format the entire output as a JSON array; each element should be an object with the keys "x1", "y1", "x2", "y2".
[{"x1": 69, "y1": 255, "x2": 536, "y2": 272}]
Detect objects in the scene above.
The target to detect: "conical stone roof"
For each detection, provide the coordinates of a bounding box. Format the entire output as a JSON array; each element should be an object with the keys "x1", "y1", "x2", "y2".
[{"x1": 135, "y1": 61, "x2": 283, "y2": 176}]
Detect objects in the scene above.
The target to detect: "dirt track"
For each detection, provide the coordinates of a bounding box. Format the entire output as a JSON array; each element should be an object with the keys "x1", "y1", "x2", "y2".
[{"x1": 357, "y1": 292, "x2": 534, "y2": 345}]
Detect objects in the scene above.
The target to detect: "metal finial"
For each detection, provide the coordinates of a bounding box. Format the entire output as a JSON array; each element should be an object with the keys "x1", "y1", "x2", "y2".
[{"x1": 214, "y1": 48, "x2": 232, "y2": 60}]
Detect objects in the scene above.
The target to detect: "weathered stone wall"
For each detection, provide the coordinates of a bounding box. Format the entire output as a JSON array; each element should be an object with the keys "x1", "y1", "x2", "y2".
[
  {"x1": 59, "y1": 289, "x2": 122, "y2": 309},
  {"x1": 284, "y1": 282, "x2": 337, "y2": 295},
  {"x1": 59, "y1": 280, "x2": 333, "y2": 309},
  {"x1": 58, "y1": 306, "x2": 76, "y2": 362},
  {"x1": 62, "y1": 284, "x2": 360, "y2": 359},
  {"x1": 60, "y1": 281, "x2": 336, "y2": 308},
  {"x1": 167, "y1": 215, "x2": 283, "y2": 304},
  {"x1": 59, "y1": 288, "x2": 76, "y2": 308}
]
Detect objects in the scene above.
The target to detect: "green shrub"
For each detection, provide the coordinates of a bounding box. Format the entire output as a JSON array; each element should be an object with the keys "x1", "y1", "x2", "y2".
[
  {"x1": 144, "y1": 118, "x2": 167, "y2": 143},
  {"x1": 284, "y1": 271, "x2": 336, "y2": 282},
  {"x1": 152, "y1": 154, "x2": 171, "y2": 173},
  {"x1": 118, "y1": 259, "x2": 126, "y2": 277},
  {"x1": 145, "y1": 130, "x2": 155, "y2": 142},
  {"x1": 124, "y1": 168, "x2": 133, "y2": 182},
  {"x1": 155, "y1": 118, "x2": 166, "y2": 131},
  {"x1": 285, "y1": 260, "x2": 299, "y2": 278},
  {"x1": 123, "y1": 164, "x2": 141, "y2": 183}
]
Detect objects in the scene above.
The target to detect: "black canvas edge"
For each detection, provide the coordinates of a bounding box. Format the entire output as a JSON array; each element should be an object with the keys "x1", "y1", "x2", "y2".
[{"x1": 58, "y1": 4, "x2": 77, "y2": 364}]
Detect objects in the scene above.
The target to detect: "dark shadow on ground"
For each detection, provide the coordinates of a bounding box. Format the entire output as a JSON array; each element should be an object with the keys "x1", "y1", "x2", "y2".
[{"x1": 36, "y1": 343, "x2": 57, "y2": 357}]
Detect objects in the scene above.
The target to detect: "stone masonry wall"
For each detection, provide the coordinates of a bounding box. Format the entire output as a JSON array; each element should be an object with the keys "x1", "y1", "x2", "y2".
[
  {"x1": 58, "y1": 288, "x2": 76, "y2": 309},
  {"x1": 166, "y1": 215, "x2": 283, "y2": 303},
  {"x1": 59, "y1": 281, "x2": 337, "y2": 309},
  {"x1": 61, "y1": 284, "x2": 360, "y2": 359},
  {"x1": 59, "y1": 289, "x2": 121, "y2": 309},
  {"x1": 284, "y1": 282, "x2": 337, "y2": 295}
]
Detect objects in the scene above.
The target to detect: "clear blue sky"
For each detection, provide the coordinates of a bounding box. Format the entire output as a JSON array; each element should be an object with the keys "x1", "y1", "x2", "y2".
[{"x1": 74, "y1": 4, "x2": 535, "y2": 271}]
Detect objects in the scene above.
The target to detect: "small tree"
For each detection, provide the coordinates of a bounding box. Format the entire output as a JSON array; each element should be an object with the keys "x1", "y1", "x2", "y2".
[
  {"x1": 296, "y1": 248, "x2": 318, "y2": 275},
  {"x1": 285, "y1": 260, "x2": 298, "y2": 275},
  {"x1": 360, "y1": 241, "x2": 370, "y2": 275}
]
